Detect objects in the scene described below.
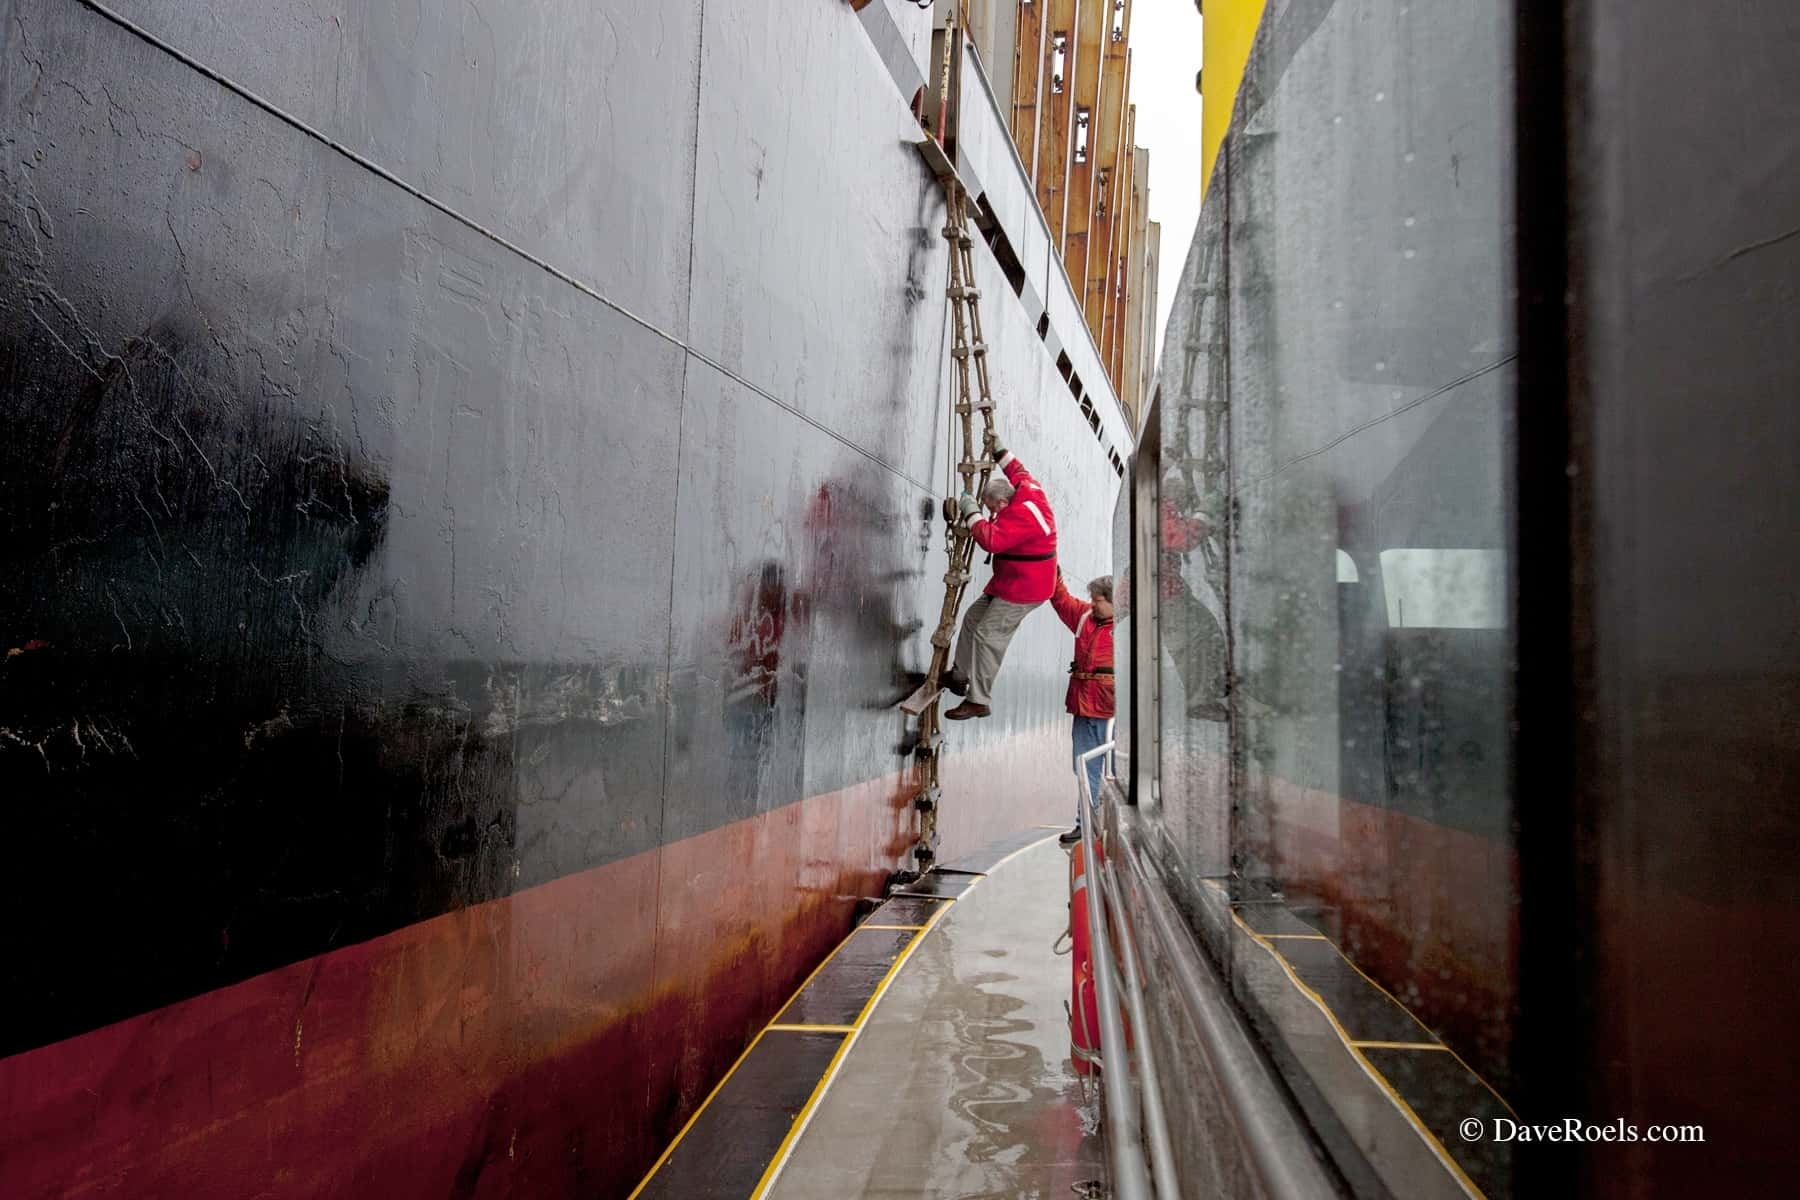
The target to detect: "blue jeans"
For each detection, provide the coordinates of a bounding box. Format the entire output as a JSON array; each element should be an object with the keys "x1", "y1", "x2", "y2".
[{"x1": 1071, "y1": 715, "x2": 1109, "y2": 822}]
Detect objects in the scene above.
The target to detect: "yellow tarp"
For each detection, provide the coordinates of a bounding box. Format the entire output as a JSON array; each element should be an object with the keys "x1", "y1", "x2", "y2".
[{"x1": 1201, "y1": 0, "x2": 1270, "y2": 199}]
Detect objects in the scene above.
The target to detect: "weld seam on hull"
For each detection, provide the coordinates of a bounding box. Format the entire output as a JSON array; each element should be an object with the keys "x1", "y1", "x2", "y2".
[{"x1": 63, "y1": 0, "x2": 935, "y2": 494}]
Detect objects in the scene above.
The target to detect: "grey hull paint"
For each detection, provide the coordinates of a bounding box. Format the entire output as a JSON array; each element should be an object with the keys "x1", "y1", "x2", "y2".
[{"x1": 0, "y1": 0, "x2": 1127, "y2": 1073}]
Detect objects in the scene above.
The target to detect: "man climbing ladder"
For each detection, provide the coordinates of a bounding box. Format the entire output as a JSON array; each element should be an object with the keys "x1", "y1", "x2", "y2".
[
  {"x1": 893, "y1": 172, "x2": 999, "y2": 870},
  {"x1": 896, "y1": 8, "x2": 1057, "y2": 869},
  {"x1": 943, "y1": 444, "x2": 1059, "y2": 720}
]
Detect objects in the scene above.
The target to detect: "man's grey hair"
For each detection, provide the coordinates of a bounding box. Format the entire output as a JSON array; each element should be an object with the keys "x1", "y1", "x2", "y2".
[
  {"x1": 1088, "y1": 575, "x2": 1114, "y2": 602},
  {"x1": 980, "y1": 477, "x2": 1016, "y2": 506}
]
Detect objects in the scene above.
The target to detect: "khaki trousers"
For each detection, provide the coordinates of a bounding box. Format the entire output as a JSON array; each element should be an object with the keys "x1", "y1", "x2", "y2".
[{"x1": 952, "y1": 593, "x2": 1041, "y2": 705}]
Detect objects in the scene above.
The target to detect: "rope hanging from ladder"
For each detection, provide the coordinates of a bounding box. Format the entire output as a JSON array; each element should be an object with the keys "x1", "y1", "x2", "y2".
[{"x1": 900, "y1": 13, "x2": 999, "y2": 871}]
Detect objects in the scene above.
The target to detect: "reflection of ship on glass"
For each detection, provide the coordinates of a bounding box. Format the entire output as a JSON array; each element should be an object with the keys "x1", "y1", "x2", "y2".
[
  {"x1": 1137, "y1": 0, "x2": 1520, "y2": 1181},
  {"x1": 1119, "y1": 0, "x2": 1798, "y2": 1181},
  {"x1": 1161, "y1": 202, "x2": 1238, "y2": 730},
  {"x1": 1158, "y1": 474, "x2": 1230, "y2": 721}
]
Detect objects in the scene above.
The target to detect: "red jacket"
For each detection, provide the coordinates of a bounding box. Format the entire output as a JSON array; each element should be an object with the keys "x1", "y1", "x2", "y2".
[
  {"x1": 1051, "y1": 574, "x2": 1115, "y2": 718},
  {"x1": 1160, "y1": 498, "x2": 1210, "y2": 599},
  {"x1": 969, "y1": 452, "x2": 1058, "y2": 603}
]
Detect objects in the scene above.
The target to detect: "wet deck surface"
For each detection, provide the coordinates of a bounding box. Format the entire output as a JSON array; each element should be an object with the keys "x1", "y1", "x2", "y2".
[{"x1": 766, "y1": 838, "x2": 1104, "y2": 1199}]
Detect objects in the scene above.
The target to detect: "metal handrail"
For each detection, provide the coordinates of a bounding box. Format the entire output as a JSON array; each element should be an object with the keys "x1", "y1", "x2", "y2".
[
  {"x1": 1077, "y1": 741, "x2": 1155, "y2": 1200},
  {"x1": 1082, "y1": 751, "x2": 1340, "y2": 1200},
  {"x1": 1116, "y1": 826, "x2": 1342, "y2": 1199},
  {"x1": 1097, "y1": 831, "x2": 1183, "y2": 1198}
]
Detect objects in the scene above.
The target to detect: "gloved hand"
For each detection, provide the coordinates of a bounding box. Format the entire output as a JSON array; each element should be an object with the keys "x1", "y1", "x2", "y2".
[
  {"x1": 988, "y1": 438, "x2": 1007, "y2": 462},
  {"x1": 958, "y1": 492, "x2": 979, "y2": 520}
]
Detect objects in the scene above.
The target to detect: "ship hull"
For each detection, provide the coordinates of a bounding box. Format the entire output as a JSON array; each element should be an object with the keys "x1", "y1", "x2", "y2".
[
  {"x1": 1, "y1": 735, "x2": 1071, "y2": 1198},
  {"x1": 0, "y1": 0, "x2": 1130, "y2": 1193}
]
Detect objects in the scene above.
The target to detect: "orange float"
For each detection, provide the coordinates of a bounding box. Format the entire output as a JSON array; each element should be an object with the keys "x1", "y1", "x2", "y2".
[{"x1": 1069, "y1": 840, "x2": 1102, "y2": 1075}]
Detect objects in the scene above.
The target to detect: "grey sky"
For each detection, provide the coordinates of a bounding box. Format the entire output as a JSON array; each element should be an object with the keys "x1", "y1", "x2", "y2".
[{"x1": 1130, "y1": 0, "x2": 1205, "y2": 379}]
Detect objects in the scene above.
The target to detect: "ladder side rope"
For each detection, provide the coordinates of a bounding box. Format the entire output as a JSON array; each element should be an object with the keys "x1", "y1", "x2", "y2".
[{"x1": 907, "y1": 178, "x2": 997, "y2": 871}]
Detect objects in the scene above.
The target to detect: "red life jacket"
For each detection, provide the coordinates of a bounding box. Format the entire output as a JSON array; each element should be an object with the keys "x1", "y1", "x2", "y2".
[
  {"x1": 970, "y1": 452, "x2": 1058, "y2": 603},
  {"x1": 1160, "y1": 498, "x2": 1209, "y2": 599},
  {"x1": 1051, "y1": 575, "x2": 1115, "y2": 718}
]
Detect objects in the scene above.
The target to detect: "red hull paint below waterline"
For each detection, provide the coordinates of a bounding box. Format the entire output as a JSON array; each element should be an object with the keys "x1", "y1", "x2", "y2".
[{"x1": 0, "y1": 729, "x2": 1075, "y2": 1199}]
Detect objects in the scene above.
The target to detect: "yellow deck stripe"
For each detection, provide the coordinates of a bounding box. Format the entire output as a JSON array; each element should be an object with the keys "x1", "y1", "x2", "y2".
[
  {"x1": 752, "y1": 833, "x2": 1058, "y2": 1197},
  {"x1": 748, "y1": 1025, "x2": 863, "y2": 1198},
  {"x1": 751, "y1": 907, "x2": 946, "y2": 1196},
  {"x1": 1226, "y1": 905, "x2": 1517, "y2": 1119},
  {"x1": 630, "y1": 833, "x2": 1056, "y2": 1200},
  {"x1": 625, "y1": 907, "x2": 881, "y2": 1195},
  {"x1": 1351, "y1": 1040, "x2": 1451, "y2": 1051},
  {"x1": 848, "y1": 923, "x2": 932, "y2": 1027},
  {"x1": 624, "y1": 1028, "x2": 769, "y2": 1200},
  {"x1": 1230, "y1": 911, "x2": 1486, "y2": 1200},
  {"x1": 1258, "y1": 932, "x2": 1328, "y2": 940},
  {"x1": 767, "y1": 1023, "x2": 857, "y2": 1033},
  {"x1": 984, "y1": 833, "x2": 1058, "y2": 875},
  {"x1": 1325, "y1": 935, "x2": 1518, "y2": 1119}
]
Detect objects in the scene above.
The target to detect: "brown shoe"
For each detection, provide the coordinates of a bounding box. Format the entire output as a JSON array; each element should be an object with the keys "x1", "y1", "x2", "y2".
[
  {"x1": 942, "y1": 669, "x2": 971, "y2": 696},
  {"x1": 944, "y1": 701, "x2": 990, "y2": 720}
]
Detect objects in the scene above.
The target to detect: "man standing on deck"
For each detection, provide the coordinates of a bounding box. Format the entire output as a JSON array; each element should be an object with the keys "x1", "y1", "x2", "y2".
[
  {"x1": 942, "y1": 441, "x2": 1057, "y2": 720},
  {"x1": 1048, "y1": 568, "x2": 1115, "y2": 845}
]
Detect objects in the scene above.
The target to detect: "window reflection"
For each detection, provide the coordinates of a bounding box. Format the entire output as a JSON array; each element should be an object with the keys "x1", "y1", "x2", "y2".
[
  {"x1": 1137, "y1": 0, "x2": 1518, "y2": 1190},
  {"x1": 1379, "y1": 548, "x2": 1505, "y2": 629}
]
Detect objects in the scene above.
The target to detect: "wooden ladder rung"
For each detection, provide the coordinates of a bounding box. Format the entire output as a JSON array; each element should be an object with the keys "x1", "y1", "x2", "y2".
[
  {"x1": 898, "y1": 683, "x2": 943, "y2": 716},
  {"x1": 913, "y1": 137, "x2": 966, "y2": 190}
]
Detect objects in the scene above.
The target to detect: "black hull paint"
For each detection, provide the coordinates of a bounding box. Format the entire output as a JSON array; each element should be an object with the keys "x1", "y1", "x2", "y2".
[{"x1": 0, "y1": 0, "x2": 1129, "y2": 1132}]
